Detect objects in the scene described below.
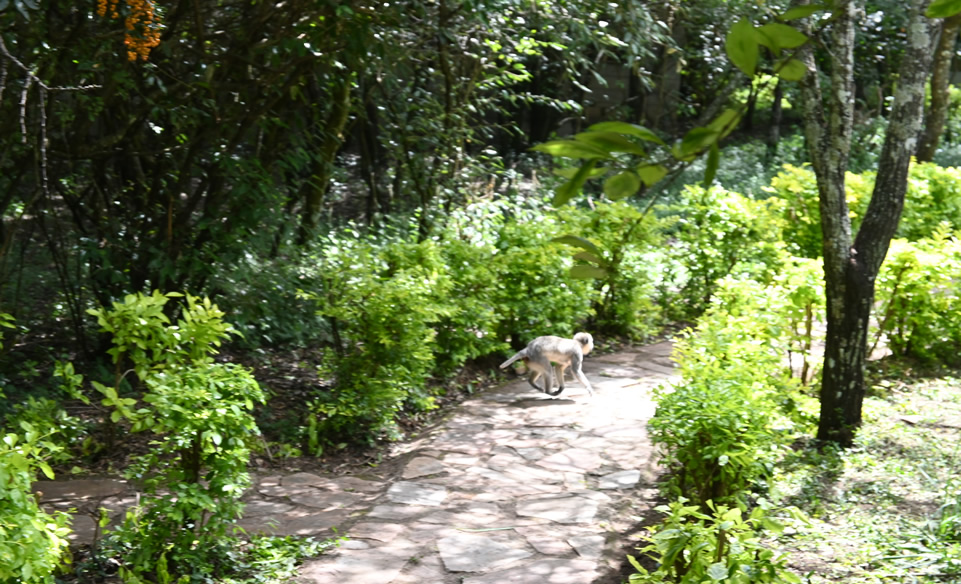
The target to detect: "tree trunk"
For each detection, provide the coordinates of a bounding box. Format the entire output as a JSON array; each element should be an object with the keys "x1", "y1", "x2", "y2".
[
  {"x1": 298, "y1": 73, "x2": 352, "y2": 244},
  {"x1": 799, "y1": 0, "x2": 938, "y2": 446},
  {"x1": 917, "y1": 12, "x2": 961, "y2": 162}
]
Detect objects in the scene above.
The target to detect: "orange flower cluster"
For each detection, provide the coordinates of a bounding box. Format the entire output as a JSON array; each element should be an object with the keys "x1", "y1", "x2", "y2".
[{"x1": 96, "y1": 0, "x2": 162, "y2": 61}]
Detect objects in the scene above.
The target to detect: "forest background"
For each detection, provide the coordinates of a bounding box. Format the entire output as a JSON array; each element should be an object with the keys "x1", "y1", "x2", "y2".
[{"x1": 2, "y1": 0, "x2": 961, "y2": 583}]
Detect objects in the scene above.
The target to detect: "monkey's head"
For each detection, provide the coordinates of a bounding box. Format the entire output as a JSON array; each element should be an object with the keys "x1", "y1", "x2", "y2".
[{"x1": 573, "y1": 332, "x2": 594, "y2": 355}]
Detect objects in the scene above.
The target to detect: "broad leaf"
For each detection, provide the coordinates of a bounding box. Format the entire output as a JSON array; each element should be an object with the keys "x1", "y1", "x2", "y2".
[
  {"x1": 704, "y1": 142, "x2": 719, "y2": 188},
  {"x1": 776, "y1": 58, "x2": 807, "y2": 82},
  {"x1": 780, "y1": 5, "x2": 826, "y2": 20},
  {"x1": 575, "y1": 131, "x2": 646, "y2": 156},
  {"x1": 586, "y1": 121, "x2": 665, "y2": 145},
  {"x1": 927, "y1": 0, "x2": 961, "y2": 18},
  {"x1": 553, "y1": 166, "x2": 609, "y2": 179},
  {"x1": 756, "y1": 23, "x2": 808, "y2": 54},
  {"x1": 569, "y1": 264, "x2": 608, "y2": 279},
  {"x1": 675, "y1": 127, "x2": 719, "y2": 160},
  {"x1": 573, "y1": 251, "x2": 608, "y2": 267},
  {"x1": 603, "y1": 171, "x2": 642, "y2": 200},
  {"x1": 531, "y1": 140, "x2": 609, "y2": 159},
  {"x1": 707, "y1": 108, "x2": 742, "y2": 138},
  {"x1": 552, "y1": 160, "x2": 597, "y2": 206},
  {"x1": 636, "y1": 164, "x2": 668, "y2": 187},
  {"x1": 707, "y1": 562, "x2": 729, "y2": 581},
  {"x1": 725, "y1": 19, "x2": 759, "y2": 76},
  {"x1": 553, "y1": 234, "x2": 602, "y2": 256}
]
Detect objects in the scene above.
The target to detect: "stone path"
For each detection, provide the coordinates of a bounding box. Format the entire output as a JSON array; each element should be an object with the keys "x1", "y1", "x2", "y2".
[{"x1": 34, "y1": 341, "x2": 678, "y2": 584}]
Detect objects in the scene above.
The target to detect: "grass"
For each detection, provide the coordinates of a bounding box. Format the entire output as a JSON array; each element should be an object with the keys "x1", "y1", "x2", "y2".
[{"x1": 770, "y1": 368, "x2": 961, "y2": 583}]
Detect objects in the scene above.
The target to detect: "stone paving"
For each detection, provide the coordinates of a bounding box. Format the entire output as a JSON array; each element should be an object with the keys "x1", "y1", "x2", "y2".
[{"x1": 34, "y1": 341, "x2": 678, "y2": 584}]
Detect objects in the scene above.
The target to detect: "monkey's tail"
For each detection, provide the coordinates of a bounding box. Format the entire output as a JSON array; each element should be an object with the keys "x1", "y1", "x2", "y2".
[
  {"x1": 499, "y1": 349, "x2": 527, "y2": 369},
  {"x1": 545, "y1": 386, "x2": 563, "y2": 397}
]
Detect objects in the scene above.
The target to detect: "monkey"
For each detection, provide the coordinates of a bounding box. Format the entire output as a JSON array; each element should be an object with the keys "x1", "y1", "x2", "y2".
[{"x1": 499, "y1": 332, "x2": 594, "y2": 397}]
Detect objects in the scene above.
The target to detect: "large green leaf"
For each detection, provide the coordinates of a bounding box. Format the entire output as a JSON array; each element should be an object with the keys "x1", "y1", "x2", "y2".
[
  {"x1": 675, "y1": 127, "x2": 719, "y2": 160},
  {"x1": 553, "y1": 166, "x2": 609, "y2": 179},
  {"x1": 586, "y1": 121, "x2": 665, "y2": 145},
  {"x1": 569, "y1": 265, "x2": 608, "y2": 279},
  {"x1": 531, "y1": 140, "x2": 609, "y2": 159},
  {"x1": 636, "y1": 164, "x2": 668, "y2": 187},
  {"x1": 575, "y1": 131, "x2": 646, "y2": 156},
  {"x1": 725, "y1": 19, "x2": 759, "y2": 76},
  {"x1": 927, "y1": 0, "x2": 961, "y2": 18},
  {"x1": 603, "y1": 171, "x2": 642, "y2": 201},
  {"x1": 573, "y1": 251, "x2": 608, "y2": 267},
  {"x1": 552, "y1": 160, "x2": 597, "y2": 206},
  {"x1": 780, "y1": 5, "x2": 826, "y2": 20},
  {"x1": 706, "y1": 108, "x2": 742, "y2": 138},
  {"x1": 553, "y1": 234, "x2": 602, "y2": 256},
  {"x1": 704, "y1": 142, "x2": 719, "y2": 188},
  {"x1": 756, "y1": 23, "x2": 808, "y2": 54},
  {"x1": 776, "y1": 58, "x2": 807, "y2": 82}
]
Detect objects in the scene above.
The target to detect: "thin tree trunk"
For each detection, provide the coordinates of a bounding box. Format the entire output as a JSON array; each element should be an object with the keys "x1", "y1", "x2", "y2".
[
  {"x1": 917, "y1": 12, "x2": 961, "y2": 162},
  {"x1": 800, "y1": 0, "x2": 938, "y2": 446}
]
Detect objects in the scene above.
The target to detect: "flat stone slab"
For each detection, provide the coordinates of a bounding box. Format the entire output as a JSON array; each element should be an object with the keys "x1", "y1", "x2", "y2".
[
  {"x1": 387, "y1": 481, "x2": 448, "y2": 506},
  {"x1": 516, "y1": 493, "x2": 600, "y2": 524},
  {"x1": 462, "y1": 558, "x2": 598, "y2": 584},
  {"x1": 536, "y1": 448, "x2": 604, "y2": 473},
  {"x1": 438, "y1": 532, "x2": 533, "y2": 572},
  {"x1": 348, "y1": 522, "x2": 406, "y2": 543},
  {"x1": 597, "y1": 470, "x2": 641, "y2": 489},
  {"x1": 33, "y1": 480, "x2": 127, "y2": 502},
  {"x1": 402, "y1": 456, "x2": 447, "y2": 479},
  {"x1": 299, "y1": 542, "x2": 418, "y2": 584},
  {"x1": 568, "y1": 534, "x2": 606, "y2": 559}
]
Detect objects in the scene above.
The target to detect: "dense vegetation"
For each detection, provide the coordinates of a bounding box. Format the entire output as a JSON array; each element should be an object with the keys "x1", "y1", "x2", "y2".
[{"x1": 2, "y1": 0, "x2": 961, "y2": 582}]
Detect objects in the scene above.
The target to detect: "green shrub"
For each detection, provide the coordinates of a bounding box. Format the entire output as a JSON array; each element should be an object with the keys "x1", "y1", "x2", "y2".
[
  {"x1": 774, "y1": 257, "x2": 825, "y2": 386},
  {"x1": 900, "y1": 162, "x2": 961, "y2": 240},
  {"x1": 299, "y1": 233, "x2": 450, "y2": 445},
  {"x1": 2, "y1": 396, "x2": 95, "y2": 464},
  {"x1": 557, "y1": 201, "x2": 664, "y2": 340},
  {"x1": 659, "y1": 185, "x2": 786, "y2": 318},
  {"x1": 650, "y1": 278, "x2": 801, "y2": 507},
  {"x1": 81, "y1": 292, "x2": 266, "y2": 581},
  {"x1": 490, "y1": 215, "x2": 593, "y2": 345},
  {"x1": 872, "y1": 231, "x2": 961, "y2": 364},
  {"x1": 0, "y1": 425, "x2": 72, "y2": 583},
  {"x1": 629, "y1": 499, "x2": 800, "y2": 584}
]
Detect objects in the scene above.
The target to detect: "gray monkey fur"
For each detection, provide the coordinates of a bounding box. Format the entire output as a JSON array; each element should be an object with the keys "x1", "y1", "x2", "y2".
[{"x1": 499, "y1": 332, "x2": 594, "y2": 397}]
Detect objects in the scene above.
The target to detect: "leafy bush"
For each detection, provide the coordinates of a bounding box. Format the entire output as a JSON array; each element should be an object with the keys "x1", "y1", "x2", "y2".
[
  {"x1": 659, "y1": 185, "x2": 786, "y2": 318},
  {"x1": 298, "y1": 233, "x2": 450, "y2": 445},
  {"x1": 900, "y1": 162, "x2": 961, "y2": 240},
  {"x1": 774, "y1": 258, "x2": 825, "y2": 386},
  {"x1": 2, "y1": 397, "x2": 95, "y2": 464},
  {"x1": 767, "y1": 161, "x2": 961, "y2": 258},
  {"x1": 629, "y1": 499, "x2": 800, "y2": 584},
  {"x1": 81, "y1": 292, "x2": 267, "y2": 581},
  {"x1": 489, "y1": 214, "x2": 593, "y2": 345},
  {"x1": 557, "y1": 201, "x2": 664, "y2": 340},
  {"x1": 872, "y1": 230, "x2": 961, "y2": 364},
  {"x1": 0, "y1": 425, "x2": 72, "y2": 583},
  {"x1": 650, "y1": 278, "x2": 802, "y2": 506}
]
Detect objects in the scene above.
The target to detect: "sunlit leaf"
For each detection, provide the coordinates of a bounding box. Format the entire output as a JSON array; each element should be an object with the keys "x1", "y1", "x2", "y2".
[
  {"x1": 636, "y1": 164, "x2": 668, "y2": 187},
  {"x1": 780, "y1": 5, "x2": 827, "y2": 20},
  {"x1": 776, "y1": 58, "x2": 808, "y2": 82},
  {"x1": 707, "y1": 108, "x2": 742, "y2": 138},
  {"x1": 707, "y1": 562, "x2": 729, "y2": 581},
  {"x1": 552, "y1": 160, "x2": 597, "y2": 205},
  {"x1": 704, "y1": 143, "x2": 719, "y2": 188},
  {"x1": 604, "y1": 171, "x2": 642, "y2": 200},
  {"x1": 573, "y1": 251, "x2": 608, "y2": 267},
  {"x1": 586, "y1": 121, "x2": 665, "y2": 145},
  {"x1": 553, "y1": 235, "x2": 602, "y2": 256},
  {"x1": 927, "y1": 0, "x2": 961, "y2": 18},
  {"x1": 676, "y1": 127, "x2": 719, "y2": 160},
  {"x1": 756, "y1": 23, "x2": 808, "y2": 54},
  {"x1": 725, "y1": 19, "x2": 759, "y2": 76},
  {"x1": 553, "y1": 166, "x2": 609, "y2": 179},
  {"x1": 569, "y1": 264, "x2": 608, "y2": 279},
  {"x1": 575, "y1": 131, "x2": 647, "y2": 156},
  {"x1": 532, "y1": 139, "x2": 608, "y2": 159}
]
